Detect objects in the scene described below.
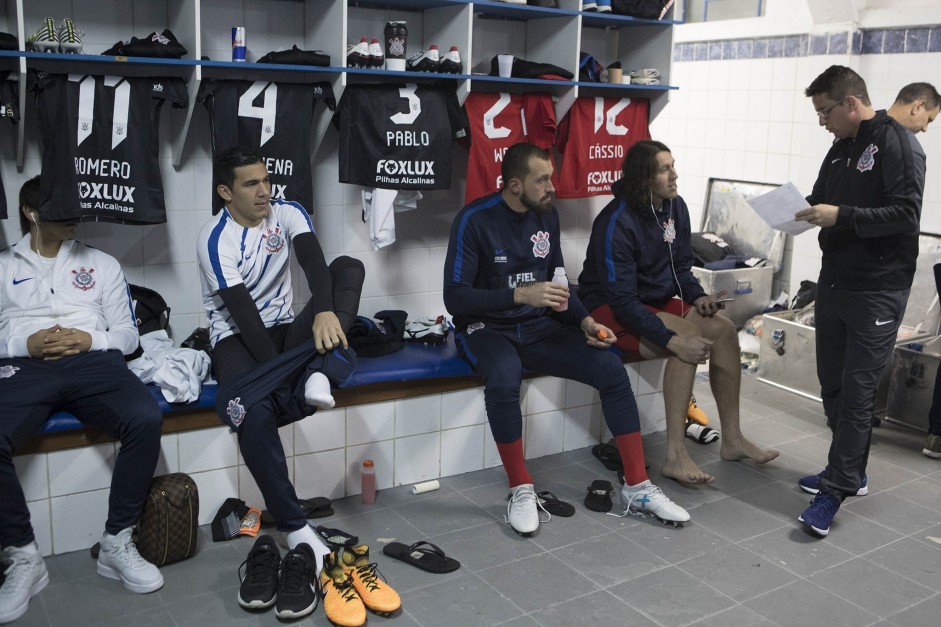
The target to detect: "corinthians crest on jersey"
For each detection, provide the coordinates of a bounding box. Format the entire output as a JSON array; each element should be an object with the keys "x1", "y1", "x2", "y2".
[{"x1": 71, "y1": 266, "x2": 96, "y2": 291}]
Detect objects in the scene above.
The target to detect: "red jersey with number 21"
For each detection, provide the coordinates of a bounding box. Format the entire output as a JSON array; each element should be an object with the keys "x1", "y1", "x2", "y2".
[{"x1": 462, "y1": 92, "x2": 556, "y2": 205}]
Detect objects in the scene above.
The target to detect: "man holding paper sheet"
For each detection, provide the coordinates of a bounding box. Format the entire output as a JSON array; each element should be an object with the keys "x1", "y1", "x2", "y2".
[
  {"x1": 795, "y1": 65, "x2": 926, "y2": 537},
  {"x1": 579, "y1": 140, "x2": 779, "y2": 487}
]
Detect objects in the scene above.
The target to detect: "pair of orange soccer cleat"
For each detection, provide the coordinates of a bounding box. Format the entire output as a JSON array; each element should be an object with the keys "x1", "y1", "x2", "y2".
[{"x1": 321, "y1": 545, "x2": 401, "y2": 626}]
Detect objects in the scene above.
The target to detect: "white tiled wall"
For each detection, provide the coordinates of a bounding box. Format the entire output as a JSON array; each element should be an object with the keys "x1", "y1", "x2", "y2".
[{"x1": 15, "y1": 358, "x2": 666, "y2": 556}]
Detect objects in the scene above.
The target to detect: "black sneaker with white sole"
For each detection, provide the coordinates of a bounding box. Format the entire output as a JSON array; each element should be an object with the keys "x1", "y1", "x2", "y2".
[
  {"x1": 406, "y1": 46, "x2": 440, "y2": 72},
  {"x1": 275, "y1": 543, "x2": 320, "y2": 620},
  {"x1": 238, "y1": 535, "x2": 281, "y2": 610}
]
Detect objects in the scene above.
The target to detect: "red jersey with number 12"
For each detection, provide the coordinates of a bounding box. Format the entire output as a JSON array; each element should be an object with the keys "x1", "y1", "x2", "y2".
[
  {"x1": 462, "y1": 92, "x2": 556, "y2": 204},
  {"x1": 555, "y1": 97, "x2": 649, "y2": 199}
]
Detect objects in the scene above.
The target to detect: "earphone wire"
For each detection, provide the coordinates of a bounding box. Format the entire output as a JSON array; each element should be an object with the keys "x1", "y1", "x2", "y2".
[{"x1": 650, "y1": 190, "x2": 686, "y2": 317}]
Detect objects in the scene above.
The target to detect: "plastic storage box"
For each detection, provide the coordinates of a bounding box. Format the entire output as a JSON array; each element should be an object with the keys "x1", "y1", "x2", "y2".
[{"x1": 691, "y1": 179, "x2": 787, "y2": 329}]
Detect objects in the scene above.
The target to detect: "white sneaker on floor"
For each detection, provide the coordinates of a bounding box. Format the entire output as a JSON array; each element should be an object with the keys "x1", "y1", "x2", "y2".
[
  {"x1": 0, "y1": 543, "x2": 48, "y2": 624},
  {"x1": 620, "y1": 480, "x2": 690, "y2": 524},
  {"x1": 505, "y1": 483, "x2": 539, "y2": 535},
  {"x1": 97, "y1": 528, "x2": 164, "y2": 593}
]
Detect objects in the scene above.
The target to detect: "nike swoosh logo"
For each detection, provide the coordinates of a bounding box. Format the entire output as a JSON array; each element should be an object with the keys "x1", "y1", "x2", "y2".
[
  {"x1": 875, "y1": 319, "x2": 893, "y2": 326},
  {"x1": 12, "y1": 277, "x2": 33, "y2": 285},
  {"x1": 831, "y1": 158, "x2": 842, "y2": 164}
]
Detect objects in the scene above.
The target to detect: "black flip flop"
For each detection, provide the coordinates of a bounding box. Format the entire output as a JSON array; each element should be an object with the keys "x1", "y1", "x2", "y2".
[
  {"x1": 536, "y1": 491, "x2": 575, "y2": 517},
  {"x1": 584, "y1": 480, "x2": 613, "y2": 513},
  {"x1": 591, "y1": 442, "x2": 623, "y2": 472},
  {"x1": 382, "y1": 540, "x2": 460, "y2": 574},
  {"x1": 314, "y1": 525, "x2": 359, "y2": 551},
  {"x1": 261, "y1": 497, "x2": 333, "y2": 526}
]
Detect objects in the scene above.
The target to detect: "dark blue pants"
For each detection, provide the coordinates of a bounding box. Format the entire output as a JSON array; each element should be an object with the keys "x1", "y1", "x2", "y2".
[
  {"x1": 0, "y1": 351, "x2": 162, "y2": 548},
  {"x1": 212, "y1": 257, "x2": 362, "y2": 533},
  {"x1": 815, "y1": 284, "x2": 909, "y2": 498},
  {"x1": 455, "y1": 317, "x2": 640, "y2": 444}
]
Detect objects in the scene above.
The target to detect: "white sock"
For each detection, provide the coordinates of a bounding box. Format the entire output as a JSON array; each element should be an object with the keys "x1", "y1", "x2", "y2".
[
  {"x1": 304, "y1": 372, "x2": 336, "y2": 410},
  {"x1": 285, "y1": 524, "x2": 332, "y2": 575}
]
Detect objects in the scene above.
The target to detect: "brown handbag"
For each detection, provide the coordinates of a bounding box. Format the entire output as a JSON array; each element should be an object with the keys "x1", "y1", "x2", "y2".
[{"x1": 135, "y1": 473, "x2": 199, "y2": 566}]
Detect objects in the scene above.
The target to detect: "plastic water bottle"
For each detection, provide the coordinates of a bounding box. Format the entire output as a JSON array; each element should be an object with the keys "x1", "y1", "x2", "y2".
[
  {"x1": 552, "y1": 267, "x2": 569, "y2": 312},
  {"x1": 361, "y1": 460, "x2": 376, "y2": 504}
]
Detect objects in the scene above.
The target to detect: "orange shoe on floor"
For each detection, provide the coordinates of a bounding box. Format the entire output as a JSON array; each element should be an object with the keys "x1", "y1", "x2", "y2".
[
  {"x1": 687, "y1": 397, "x2": 710, "y2": 426},
  {"x1": 320, "y1": 552, "x2": 366, "y2": 627},
  {"x1": 339, "y1": 545, "x2": 402, "y2": 615}
]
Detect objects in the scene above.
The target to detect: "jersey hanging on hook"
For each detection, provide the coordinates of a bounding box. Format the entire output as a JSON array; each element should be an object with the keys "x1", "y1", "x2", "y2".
[{"x1": 29, "y1": 71, "x2": 188, "y2": 224}]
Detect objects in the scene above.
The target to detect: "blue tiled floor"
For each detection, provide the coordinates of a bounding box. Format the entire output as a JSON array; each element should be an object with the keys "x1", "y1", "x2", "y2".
[{"x1": 14, "y1": 376, "x2": 941, "y2": 626}]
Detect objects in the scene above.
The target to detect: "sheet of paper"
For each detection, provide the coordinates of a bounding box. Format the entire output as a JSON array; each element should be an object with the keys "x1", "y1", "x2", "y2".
[{"x1": 746, "y1": 182, "x2": 815, "y2": 235}]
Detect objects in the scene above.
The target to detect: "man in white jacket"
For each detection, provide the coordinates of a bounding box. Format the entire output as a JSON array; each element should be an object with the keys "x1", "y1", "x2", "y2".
[{"x1": 0, "y1": 177, "x2": 164, "y2": 625}]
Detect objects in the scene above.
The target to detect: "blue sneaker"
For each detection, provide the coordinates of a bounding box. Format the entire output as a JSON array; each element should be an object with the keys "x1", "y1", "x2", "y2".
[
  {"x1": 798, "y1": 492, "x2": 841, "y2": 537},
  {"x1": 596, "y1": 0, "x2": 612, "y2": 12},
  {"x1": 798, "y1": 470, "x2": 868, "y2": 496}
]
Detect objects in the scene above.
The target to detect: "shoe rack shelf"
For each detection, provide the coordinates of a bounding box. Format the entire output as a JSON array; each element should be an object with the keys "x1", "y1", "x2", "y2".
[{"x1": 1, "y1": 0, "x2": 680, "y2": 169}]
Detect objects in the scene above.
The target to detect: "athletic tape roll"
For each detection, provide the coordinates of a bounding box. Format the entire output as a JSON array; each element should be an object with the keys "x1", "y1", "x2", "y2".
[{"x1": 411, "y1": 480, "x2": 440, "y2": 494}]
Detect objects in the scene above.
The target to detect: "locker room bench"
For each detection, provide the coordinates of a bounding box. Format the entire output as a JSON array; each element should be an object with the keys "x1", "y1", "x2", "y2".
[{"x1": 17, "y1": 335, "x2": 645, "y2": 455}]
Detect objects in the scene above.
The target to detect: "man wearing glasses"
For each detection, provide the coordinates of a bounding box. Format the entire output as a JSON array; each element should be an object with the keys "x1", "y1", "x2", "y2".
[{"x1": 794, "y1": 66, "x2": 926, "y2": 537}]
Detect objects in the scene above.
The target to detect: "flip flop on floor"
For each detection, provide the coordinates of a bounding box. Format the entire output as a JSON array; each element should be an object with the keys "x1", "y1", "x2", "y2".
[
  {"x1": 685, "y1": 422, "x2": 720, "y2": 445},
  {"x1": 383, "y1": 540, "x2": 461, "y2": 574},
  {"x1": 537, "y1": 491, "x2": 575, "y2": 517},
  {"x1": 261, "y1": 497, "x2": 333, "y2": 526},
  {"x1": 591, "y1": 442, "x2": 623, "y2": 472},
  {"x1": 314, "y1": 525, "x2": 359, "y2": 551},
  {"x1": 584, "y1": 480, "x2": 613, "y2": 513}
]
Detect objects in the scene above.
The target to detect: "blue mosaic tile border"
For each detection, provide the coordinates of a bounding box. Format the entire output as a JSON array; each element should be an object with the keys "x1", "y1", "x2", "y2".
[{"x1": 674, "y1": 25, "x2": 941, "y2": 61}]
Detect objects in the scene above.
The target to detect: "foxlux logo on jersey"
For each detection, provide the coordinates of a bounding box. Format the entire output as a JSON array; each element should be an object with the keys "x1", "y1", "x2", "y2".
[
  {"x1": 375, "y1": 159, "x2": 436, "y2": 186},
  {"x1": 75, "y1": 158, "x2": 136, "y2": 214},
  {"x1": 586, "y1": 169, "x2": 621, "y2": 193}
]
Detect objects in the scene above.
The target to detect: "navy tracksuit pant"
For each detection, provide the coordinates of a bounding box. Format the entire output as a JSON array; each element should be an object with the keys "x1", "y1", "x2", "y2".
[
  {"x1": 815, "y1": 283, "x2": 909, "y2": 498},
  {"x1": 455, "y1": 316, "x2": 641, "y2": 444},
  {"x1": 0, "y1": 350, "x2": 162, "y2": 548}
]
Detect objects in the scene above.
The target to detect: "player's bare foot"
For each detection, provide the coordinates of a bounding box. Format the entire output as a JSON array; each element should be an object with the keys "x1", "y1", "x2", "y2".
[
  {"x1": 662, "y1": 453, "x2": 715, "y2": 484},
  {"x1": 720, "y1": 436, "x2": 779, "y2": 464}
]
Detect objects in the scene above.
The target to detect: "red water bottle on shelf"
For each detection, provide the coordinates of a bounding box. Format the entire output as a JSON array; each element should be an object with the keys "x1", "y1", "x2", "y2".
[{"x1": 361, "y1": 459, "x2": 376, "y2": 504}]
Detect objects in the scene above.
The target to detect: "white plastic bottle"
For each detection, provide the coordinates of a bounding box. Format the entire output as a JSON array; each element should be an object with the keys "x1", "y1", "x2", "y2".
[{"x1": 552, "y1": 267, "x2": 569, "y2": 312}]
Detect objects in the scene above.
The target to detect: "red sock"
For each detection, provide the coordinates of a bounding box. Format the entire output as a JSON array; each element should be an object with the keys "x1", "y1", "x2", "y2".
[
  {"x1": 614, "y1": 432, "x2": 648, "y2": 486},
  {"x1": 495, "y1": 439, "x2": 533, "y2": 487}
]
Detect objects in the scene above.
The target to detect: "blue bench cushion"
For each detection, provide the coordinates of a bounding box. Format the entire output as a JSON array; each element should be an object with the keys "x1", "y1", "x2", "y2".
[
  {"x1": 43, "y1": 382, "x2": 220, "y2": 434},
  {"x1": 342, "y1": 335, "x2": 474, "y2": 386},
  {"x1": 38, "y1": 336, "x2": 630, "y2": 436},
  {"x1": 41, "y1": 337, "x2": 477, "y2": 435}
]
